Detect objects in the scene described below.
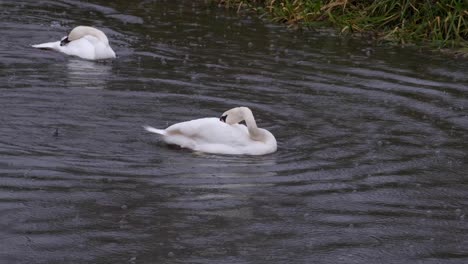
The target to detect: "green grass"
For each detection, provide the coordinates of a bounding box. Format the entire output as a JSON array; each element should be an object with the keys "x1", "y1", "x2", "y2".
[{"x1": 214, "y1": 0, "x2": 468, "y2": 51}]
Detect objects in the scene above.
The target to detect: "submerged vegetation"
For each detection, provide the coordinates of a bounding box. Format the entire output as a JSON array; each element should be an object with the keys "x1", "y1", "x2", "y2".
[{"x1": 215, "y1": 0, "x2": 468, "y2": 51}]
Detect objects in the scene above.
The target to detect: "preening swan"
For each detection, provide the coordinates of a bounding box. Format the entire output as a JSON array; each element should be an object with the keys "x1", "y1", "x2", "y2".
[
  {"x1": 32, "y1": 26, "x2": 116, "y2": 60},
  {"x1": 143, "y1": 107, "x2": 277, "y2": 155}
]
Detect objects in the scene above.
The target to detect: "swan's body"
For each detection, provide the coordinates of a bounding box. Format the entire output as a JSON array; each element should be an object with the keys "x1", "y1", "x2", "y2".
[
  {"x1": 144, "y1": 107, "x2": 277, "y2": 155},
  {"x1": 32, "y1": 26, "x2": 116, "y2": 60}
]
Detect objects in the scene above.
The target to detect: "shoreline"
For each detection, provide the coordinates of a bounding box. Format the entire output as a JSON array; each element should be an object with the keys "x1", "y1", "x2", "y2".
[{"x1": 213, "y1": 0, "x2": 468, "y2": 58}]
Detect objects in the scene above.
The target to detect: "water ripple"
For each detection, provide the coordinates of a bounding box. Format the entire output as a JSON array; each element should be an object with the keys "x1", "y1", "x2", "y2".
[{"x1": 1, "y1": 1, "x2": 468, "y2": 263}]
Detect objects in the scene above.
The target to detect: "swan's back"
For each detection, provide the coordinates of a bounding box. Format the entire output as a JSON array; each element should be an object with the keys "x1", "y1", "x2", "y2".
[{"x1": 165, "y1": 117, "x2": 250, "y2": 144}]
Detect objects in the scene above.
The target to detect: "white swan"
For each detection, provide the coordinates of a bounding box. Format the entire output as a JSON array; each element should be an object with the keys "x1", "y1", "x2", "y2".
[
  {"x1": 144, "y1": 107, "x2": 277, "y2": 155},
  {"x1": 32, "y1": 26, "x2": 116, "y2": 60}
]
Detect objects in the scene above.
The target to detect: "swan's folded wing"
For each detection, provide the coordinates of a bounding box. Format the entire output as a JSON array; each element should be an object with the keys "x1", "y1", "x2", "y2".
[
  {"x1": 165, "y1": 118, "x2": 217, "y2": 137},
  {"x1": 166, "y1": 118, "x2": 250, "y2": 145},
  {"x1": 60, "y1": 38, "x2": 96, "y2": 60},
  {"x1": 32, "y1": 38, "x2": 97, "y2": 60}
]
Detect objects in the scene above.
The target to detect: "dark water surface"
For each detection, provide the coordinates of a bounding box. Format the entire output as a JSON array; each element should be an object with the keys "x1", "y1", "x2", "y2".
[{"x1": 1, "y1": 1, "x2": 468, "y2": 263}]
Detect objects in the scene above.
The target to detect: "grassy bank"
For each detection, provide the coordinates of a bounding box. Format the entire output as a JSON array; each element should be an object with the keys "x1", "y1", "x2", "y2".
[{"x1": 215, "y1": 0, "x2": 468, "y2": 52}]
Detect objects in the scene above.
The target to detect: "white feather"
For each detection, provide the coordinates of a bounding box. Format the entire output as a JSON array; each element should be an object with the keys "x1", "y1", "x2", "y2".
[{"x1": 32, "y1": 26, "x2": 116, "y2": 60}]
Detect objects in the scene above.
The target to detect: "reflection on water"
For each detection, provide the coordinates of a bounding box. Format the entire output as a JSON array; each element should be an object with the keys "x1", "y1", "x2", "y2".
[
  {"x1": 66, "y1": 59, "x2": 112, "y2": 89},
  {"x1": 1, "y1": 0, "x2": 468, "y2": 264}
]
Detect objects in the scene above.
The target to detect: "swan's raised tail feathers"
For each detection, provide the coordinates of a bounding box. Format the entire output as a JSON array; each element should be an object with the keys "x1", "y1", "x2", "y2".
[
  {"x1": 143, "y1": 125, "x2": 166, "y2": 136},
  {"x1": 32, "y1": 41, "x2": 60, "y2": 51}
]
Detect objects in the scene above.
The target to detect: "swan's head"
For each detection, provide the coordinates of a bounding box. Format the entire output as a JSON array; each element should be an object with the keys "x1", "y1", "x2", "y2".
[
  {"x1": 220, "y1": 107, "x2": 252, "y2": 125},
  {"x1": 60, "y1": 26, "x2": 109, "y2": 46}
]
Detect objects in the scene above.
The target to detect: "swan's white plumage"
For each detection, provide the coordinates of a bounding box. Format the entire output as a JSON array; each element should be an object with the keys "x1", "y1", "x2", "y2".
[
  {"x1": 144, "y1": 108, "x2": 277, "y2": 155},
  {"x1": 32, "y1": 26, "x2": 116, "y2": 60}
]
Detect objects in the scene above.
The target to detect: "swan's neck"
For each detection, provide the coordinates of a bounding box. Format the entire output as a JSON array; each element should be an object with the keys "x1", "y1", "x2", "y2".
[
  {"x1": 242, "y1": 108, "x2": 264, "y2": 141},
  {"x1": 70, "y1": 26, "x2": 109, "y2": 45}
]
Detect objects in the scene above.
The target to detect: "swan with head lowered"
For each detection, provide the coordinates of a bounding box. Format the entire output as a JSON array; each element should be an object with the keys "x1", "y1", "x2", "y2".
[
  {"x1": 32, "y1": 26, "x2": 116, "y2": 60},
  {"x1": 143, "y1": 107, "x2": 277, "y2": 155}
]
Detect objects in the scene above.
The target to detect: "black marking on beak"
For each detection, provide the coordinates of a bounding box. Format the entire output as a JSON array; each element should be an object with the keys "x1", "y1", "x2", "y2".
[
  {"x1": 60, "y1": 37, "x2": 70, "y2": 46},
  {"x1": 220, "y1": 115, "x2": 227, "y2": 122}
]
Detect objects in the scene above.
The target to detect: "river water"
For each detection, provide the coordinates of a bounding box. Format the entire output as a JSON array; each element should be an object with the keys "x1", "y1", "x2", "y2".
[{"x1": 1, "y1": 1, "x2": 468, "y2": 263}]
